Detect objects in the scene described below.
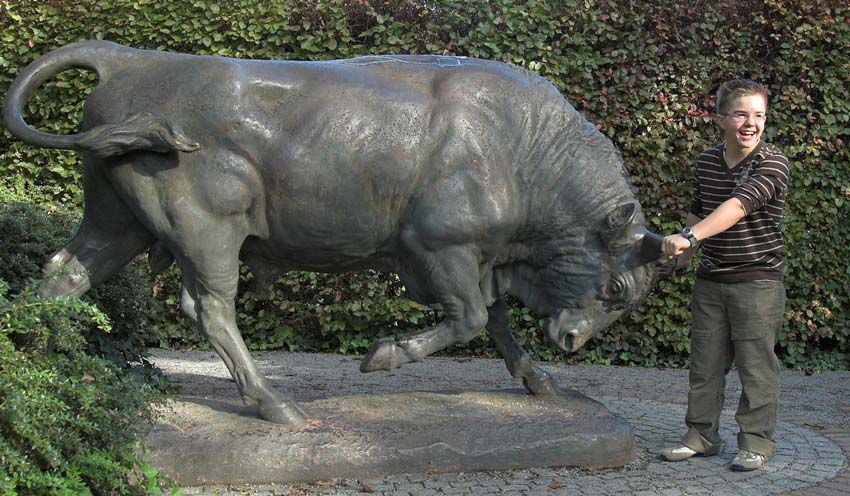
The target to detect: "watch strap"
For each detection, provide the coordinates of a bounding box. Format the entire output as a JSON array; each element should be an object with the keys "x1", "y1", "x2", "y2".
[{"x1": 682, "y1": 227, "x2": 698, "y2": 247}]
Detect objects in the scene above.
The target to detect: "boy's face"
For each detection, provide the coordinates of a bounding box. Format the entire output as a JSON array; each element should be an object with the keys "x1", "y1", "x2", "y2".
[{"x1": 717, "y1": 93, "x2": 767, "y2": 155}]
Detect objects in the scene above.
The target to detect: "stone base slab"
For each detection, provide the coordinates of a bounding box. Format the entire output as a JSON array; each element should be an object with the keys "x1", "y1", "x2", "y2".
[{"x1": 145, "y1": 388, "x2": 635, "y2": 485}]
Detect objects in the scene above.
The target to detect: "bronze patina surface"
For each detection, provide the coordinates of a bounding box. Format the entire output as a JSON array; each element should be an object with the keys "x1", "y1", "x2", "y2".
[{"x1": 5, "y1": 42, "x2": 663, "y2": 427}]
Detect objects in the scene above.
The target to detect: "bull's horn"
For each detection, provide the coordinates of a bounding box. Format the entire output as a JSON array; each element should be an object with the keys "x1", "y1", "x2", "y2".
[
  {"x1": 620, "y1": 228, "x2": 664, "y2": 271},
  {"x1": 636, "y1": 228, "x2": 664, "y2": 266}
]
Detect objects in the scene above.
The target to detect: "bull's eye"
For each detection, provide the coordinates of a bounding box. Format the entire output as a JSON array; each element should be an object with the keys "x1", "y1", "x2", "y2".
[
  {"x1": 597, "y1": 275, "x2": 630, "y2": 309},
  {"x1": 608, "y1": 278, "x2": 624, "y2": 297},
  {"x1": 598, "y1": 275, "x2": 630, "y2": 311}
]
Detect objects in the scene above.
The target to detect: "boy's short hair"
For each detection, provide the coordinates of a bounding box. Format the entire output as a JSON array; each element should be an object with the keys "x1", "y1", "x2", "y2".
[{"x1": 715, "y1": 79, "x2": 768, "y2": 114}]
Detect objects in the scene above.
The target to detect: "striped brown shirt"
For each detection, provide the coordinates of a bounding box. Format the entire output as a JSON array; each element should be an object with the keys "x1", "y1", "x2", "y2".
[{"x1": 690, "y1": 141, "x2": 790, "y2": 282}]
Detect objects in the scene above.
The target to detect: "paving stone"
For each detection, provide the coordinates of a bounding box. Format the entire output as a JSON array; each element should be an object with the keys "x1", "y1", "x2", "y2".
[
  {"x1": 433, "y1": 488, "x2": 469, "y2": 495},
  {"x1": 816, "y1": 480, "x2": 850, "y2": 492},
  {"x1": 658, "y1": 489, "x2": 684, "y2": 496},
  {"x1": 777, "y1": 479, "x2": 810, "y2": 491},
  {"x1": 680, "y1": 486, "x2": 714, "y2": 495},
  {"x1": 423, "y1": 476, "x2": 465, "y2": 488},
  {"x1": 697, "y1": 475, "x2": 728, "y2": 485},
  {"x1": 521, "y1": 489, "x2": 552, "y2": 496},
  {"x1": 793, "y1": 472, "x2": 830, "y2": 483},
  {"x1": 811, "y1": 468, "x2": 843, "y2": 479}
]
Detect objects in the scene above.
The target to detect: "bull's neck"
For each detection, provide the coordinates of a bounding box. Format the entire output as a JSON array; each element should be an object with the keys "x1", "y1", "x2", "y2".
[
  {"x1": 512, "y1": 99, "x2": 636, "y2": 242},
  {"x1": 501, "y1": 164, "x2": 635, "y2": 269}
]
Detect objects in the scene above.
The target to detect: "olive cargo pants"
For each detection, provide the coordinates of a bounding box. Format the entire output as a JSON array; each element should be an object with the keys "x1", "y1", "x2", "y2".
[{"x1": 681, "y1": 278, "x2": 786, "y2": 457}]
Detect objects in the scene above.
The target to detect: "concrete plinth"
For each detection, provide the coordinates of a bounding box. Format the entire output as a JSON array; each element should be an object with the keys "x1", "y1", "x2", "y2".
[{"x1": 145, "y1": 388, "x2": 635, "y2": 485}]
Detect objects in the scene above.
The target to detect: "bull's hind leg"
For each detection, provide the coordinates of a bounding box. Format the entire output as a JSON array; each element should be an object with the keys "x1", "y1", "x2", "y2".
[
  {"x1": 39, "y1": 156, "x2": 156, "y2": 299},
  {"x1": 360, "y1": 244, "x2": 488, "y2": 372},
  {"x1": 173, "y1": 232, "x2": 307, "y2": 426},
  {"x1": 486, "y1": 296, "x2": 564, "y2": 396},
  {"x1": 39, "y1": 218, "x2": 153, "y2": 299}
]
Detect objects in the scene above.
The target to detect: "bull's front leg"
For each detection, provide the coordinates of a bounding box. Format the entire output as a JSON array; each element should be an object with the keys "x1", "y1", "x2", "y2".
[
  {"x1": 360, "y1": 245, "x2": 488, "y2": 372},
  {"x1": 486, "y1": 296, "x2": 564, "y2": 396}
]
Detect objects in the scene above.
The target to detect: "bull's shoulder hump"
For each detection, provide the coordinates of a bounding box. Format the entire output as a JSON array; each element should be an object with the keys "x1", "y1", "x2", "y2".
[
  {"x1": 336, "y1": 54, "x2": 513, "y2": 73},
  {"x1": 337, "y1": 54, "x2": 477, "y2": 68},
  {"x1": 338, "y1": 55, "x2": 531, "y2": 79},
  {"x1": 330, "y1": 56, "x2": 555, "y2": 113},
  {"x1": 332, "y1": 55, "x2": 543, "y2": 86}
]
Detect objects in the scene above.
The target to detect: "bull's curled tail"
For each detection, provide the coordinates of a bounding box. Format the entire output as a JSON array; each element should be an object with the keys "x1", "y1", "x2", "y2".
[{"x1": 3, "y1": 40, "x2": 199, "y2": 157}]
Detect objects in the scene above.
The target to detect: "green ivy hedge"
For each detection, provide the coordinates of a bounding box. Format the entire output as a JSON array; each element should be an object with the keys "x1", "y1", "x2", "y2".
[{"x1": 1, "y1": 0, "x2": 848, "y2": 370}]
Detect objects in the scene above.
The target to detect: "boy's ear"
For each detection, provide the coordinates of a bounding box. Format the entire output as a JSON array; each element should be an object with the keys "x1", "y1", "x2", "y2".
[{"x1": 715, "y1": 114, "x2": 726, "y2": 129}]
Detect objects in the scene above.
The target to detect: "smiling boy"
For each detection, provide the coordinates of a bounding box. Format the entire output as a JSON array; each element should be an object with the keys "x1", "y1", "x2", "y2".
[{"x1": 659, "y1": 79, "x2": 791, "y2": 471}]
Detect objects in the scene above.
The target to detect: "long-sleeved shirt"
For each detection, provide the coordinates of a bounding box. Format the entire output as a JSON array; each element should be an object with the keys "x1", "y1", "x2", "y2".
[{"x1": 689, "y1": 141, "x2": 791, "y2": 282}]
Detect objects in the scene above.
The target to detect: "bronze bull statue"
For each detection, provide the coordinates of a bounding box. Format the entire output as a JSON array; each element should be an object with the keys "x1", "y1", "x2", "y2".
[{"x1": 4, "y1": 41, "x2": 663, "y2": 425}]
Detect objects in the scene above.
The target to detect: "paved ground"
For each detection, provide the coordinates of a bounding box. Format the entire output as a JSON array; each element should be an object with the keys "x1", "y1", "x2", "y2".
[{"x1": 148, "y1": 350, "x2": 850, "y2": 496}]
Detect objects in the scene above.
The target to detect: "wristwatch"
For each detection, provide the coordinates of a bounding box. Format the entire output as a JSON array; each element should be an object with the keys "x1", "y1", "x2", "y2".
[{"x1": 681, "y1": 227, "x2": 698, "y2": 247}]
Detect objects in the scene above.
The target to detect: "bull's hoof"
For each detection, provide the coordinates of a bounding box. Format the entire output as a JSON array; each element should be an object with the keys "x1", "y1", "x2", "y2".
[
  {"x1": 360, "y1": 338, "x2": 412, "y2": 372},
  {"x1": 522, "y1": 369, "x2": 562, "y2": 396},
  {"x1": 257, "y1": 398, "x2": 308, "y2": 426},
  {"x1": 522, "y1": 371, "x2": 588, "y2": 402}
]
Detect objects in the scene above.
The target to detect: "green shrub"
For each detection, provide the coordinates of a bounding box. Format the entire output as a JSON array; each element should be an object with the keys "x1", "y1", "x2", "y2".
[
  {"x1": 0, "y1": 202, "x2": 155, "y2": 367},
  {"x1": 0, "y1": 279, "x2": 168, "y2": 495},
  {"x1": 0, "y1": 202, "x2": 172, "y2": 494},
  {"x1": 0, "y1": 202, "x2": 78, "y2": 297}
]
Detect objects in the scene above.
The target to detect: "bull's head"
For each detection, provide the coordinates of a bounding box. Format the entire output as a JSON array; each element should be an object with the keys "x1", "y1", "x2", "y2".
[{"x1": 503, "y1": 201, "x2": 664, "y2": 353}]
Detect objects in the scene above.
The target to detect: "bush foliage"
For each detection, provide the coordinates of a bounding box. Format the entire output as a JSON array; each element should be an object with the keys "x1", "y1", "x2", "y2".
[
  {"x1": 0, "y1": 278, "x2": 168, "y2": 495},
  {"x1": 0, "y1": 202, "x2": 156, "y2": 366},
  {"x1": 1, "y1": 0, "x2": 848, "y2": 370},
  {"x1": 0, "y1": 202, "x2": 172, "y2": 495}
]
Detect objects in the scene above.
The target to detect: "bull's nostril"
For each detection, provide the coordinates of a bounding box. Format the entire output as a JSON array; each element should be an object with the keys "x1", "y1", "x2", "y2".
[
  {"x1": 561, "y1": 333, "x2": 573, "y2": 352},
  {"x1": 561, "y1": 329, "x2": 580, "y2": 353}
]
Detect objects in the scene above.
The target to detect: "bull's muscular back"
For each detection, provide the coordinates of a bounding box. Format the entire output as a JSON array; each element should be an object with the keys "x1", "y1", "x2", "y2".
[{"x1": 85, "y1": 54, "x2": 543, "y2": 272}]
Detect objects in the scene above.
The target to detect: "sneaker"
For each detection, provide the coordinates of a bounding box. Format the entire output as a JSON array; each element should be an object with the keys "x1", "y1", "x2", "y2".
[
  {"x1": 730, "y1": 450, "x2": 765, "y2": 471},
  {"x1": 660, "y1": 445, "x2": 699, "y2": 462}
]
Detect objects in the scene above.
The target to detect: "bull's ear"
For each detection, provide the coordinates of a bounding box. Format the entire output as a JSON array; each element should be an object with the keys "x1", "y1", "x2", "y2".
[{"x1": 602, "y1": 202, "x2": 637, "y2": 247}]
